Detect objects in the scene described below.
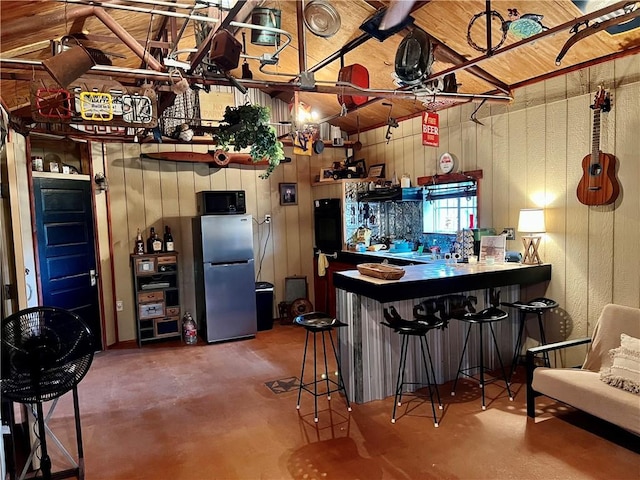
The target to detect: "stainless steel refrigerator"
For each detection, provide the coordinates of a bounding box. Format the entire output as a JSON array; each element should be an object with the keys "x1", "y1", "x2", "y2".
[{"x1": 192, "y1": 214, "x2": 257, "y2": 343}]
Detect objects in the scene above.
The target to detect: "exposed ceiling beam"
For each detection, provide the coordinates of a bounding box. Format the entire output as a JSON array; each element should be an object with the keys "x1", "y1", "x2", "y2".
[
  {"x1": 92, "y1": 6, "x2": 165, "y2": 71},
  {"x1": 1, "y1": 41, "x2": 52, "y2": 58}
]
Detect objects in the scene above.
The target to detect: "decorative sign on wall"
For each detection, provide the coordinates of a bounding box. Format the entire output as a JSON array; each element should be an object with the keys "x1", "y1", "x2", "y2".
[
  {"x1": 31, "y1": 78, "x2": 157, "y2": 128},
  {"x1": 199, "y1": 91, "x2": 235, "y2": 126},
  {"x1": 439, "y1": 152, "x2": 455, "y2": 174},
  {"x1": 422, "y1": 111, "x2": 439, "y2": 147}
]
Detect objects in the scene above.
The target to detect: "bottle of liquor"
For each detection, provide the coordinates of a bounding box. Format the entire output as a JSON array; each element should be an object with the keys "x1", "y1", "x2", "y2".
[
  {"x1": 146, "y1": 227, "x2": 156, "y2": 254},
  {"x1": 152, "y1": 230, "x2": 163, "y2": 253},
  {"x1": 164, "y1": 226, "x2": 175, "y2": 252},
  {"x1": 134, "y1": 228, "x2": 145, "y2": 255}
]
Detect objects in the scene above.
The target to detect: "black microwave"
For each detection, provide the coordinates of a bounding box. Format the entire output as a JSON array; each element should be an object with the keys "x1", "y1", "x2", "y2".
[{"x1": 196, "y1": 190, "x2": 246, "y2": 215}]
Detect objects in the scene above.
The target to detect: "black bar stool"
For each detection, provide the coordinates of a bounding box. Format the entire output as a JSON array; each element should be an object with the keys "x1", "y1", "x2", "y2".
[
  {"x1": 295, "y1": 312, "x2": 352, "y2": 423},
  {"x1": 382, "y1": 306, "x2": 443, "y2": 427},
  {"x1": 451, "y1": 306, "x2": 514, "y2": 410},
  {"x1": 501, "y1": 297, "x2": 558, "y2": 381}
]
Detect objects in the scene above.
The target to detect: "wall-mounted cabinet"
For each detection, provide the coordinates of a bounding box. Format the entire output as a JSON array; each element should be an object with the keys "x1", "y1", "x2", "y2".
[{"x1": 131, "y1": 253, "x2": 181, "y2": 346}]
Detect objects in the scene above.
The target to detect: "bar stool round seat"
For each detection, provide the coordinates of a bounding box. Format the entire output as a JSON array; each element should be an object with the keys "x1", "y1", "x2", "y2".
[
  {"x1": 382, "y1": 309, "x2": 444, "y2": 427},
  {"x1": 294, "y1": 312, "x2": 351, "y2": 423},
  {"x1": 501, "y1": 297, "x2": 558, "y2": 381},
  {"x1": 451, "y1": 307, "x2": 514, "y2": 410}
]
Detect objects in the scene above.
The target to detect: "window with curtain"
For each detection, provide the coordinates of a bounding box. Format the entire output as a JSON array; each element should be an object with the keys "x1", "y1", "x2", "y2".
[{"x1": 423, "y1": 180, "x2": 477, "y2": 233}]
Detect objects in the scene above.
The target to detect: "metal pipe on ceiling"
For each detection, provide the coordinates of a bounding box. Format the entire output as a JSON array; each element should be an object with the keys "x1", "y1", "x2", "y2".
[
  {"x1": 92, "y1": 7, "x2": 165, "y2": 71},
  {"x1": 0, "y1": 58, "x2": 512, "y2": 104},
  {"x1": 57, "y1": 0, "x2": 222, "y2": 24}
]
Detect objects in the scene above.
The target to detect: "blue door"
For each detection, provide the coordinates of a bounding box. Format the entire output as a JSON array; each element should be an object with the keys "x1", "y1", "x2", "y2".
[{"x1": 33, "y1": 177, "x2": 102, "y2": 349}]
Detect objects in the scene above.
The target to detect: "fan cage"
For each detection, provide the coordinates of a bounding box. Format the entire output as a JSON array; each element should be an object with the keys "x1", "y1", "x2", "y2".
[{"x1": 1, "y1": 306, "x2": 95, "y2": 404}]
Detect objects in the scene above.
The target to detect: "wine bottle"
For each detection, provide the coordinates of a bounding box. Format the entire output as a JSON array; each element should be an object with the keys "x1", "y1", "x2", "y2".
[
  {"x1": 146, "y1": 227, "x2": 156, "y2": 254},
  {"x1": 164, "y1": 226, "x2": 175, "y2": 252},
  {"x1": 152, "y1": 230, "x2": 163, "y2": 253},
  {"x1": 134, "y1": 228, "x2": 145, "y2": 255}
]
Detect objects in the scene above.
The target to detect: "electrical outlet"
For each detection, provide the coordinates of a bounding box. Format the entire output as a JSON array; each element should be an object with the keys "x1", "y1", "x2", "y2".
[
  {"x1": 504, "y1": 227, "x2": 515, "y2": 240},
  {"x1": 116, "y1": 300, "x2": 124, "y2": 312},
  {"x1": 264, "y1": 214, "x2": 271, "y2": 224}
]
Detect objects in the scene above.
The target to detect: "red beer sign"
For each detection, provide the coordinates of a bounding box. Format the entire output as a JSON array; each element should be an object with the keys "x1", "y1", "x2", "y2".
[{"x1": 422, "y1": 111, "x2": 439, "y2": 147}]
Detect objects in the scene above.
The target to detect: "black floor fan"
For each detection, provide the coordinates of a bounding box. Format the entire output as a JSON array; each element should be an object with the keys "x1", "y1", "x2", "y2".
[{"x1": 1, "y1": 306, "x2": 95, "y2": 480}]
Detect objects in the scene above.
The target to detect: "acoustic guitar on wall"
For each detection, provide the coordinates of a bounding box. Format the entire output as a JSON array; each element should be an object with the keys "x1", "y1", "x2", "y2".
[{"x1": 576, "y1": 87, "x2": 620, "y2": 206}]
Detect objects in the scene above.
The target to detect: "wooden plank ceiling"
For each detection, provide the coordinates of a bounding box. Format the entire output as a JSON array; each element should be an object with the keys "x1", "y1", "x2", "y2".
[{"x1": 1, "y1": 0, "x2": 639, "y2": 136}]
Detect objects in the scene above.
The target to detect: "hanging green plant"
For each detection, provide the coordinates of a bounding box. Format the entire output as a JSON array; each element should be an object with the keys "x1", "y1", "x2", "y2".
[{"x1": 214, "y1": 104, "x2": 285, "y2": 179}]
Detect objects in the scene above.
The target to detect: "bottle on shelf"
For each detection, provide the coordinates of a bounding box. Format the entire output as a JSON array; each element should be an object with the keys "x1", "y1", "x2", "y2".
[
  {"x1": 146, "y1": 227, "x2": 156, "y2": 254},
  {"x1": 164, "y1": 226, "x2": 175, "y2": 252},
  {"x1": 152, "y1": 230, "x2": 163, "y2": 253},
  {"x1": 134, "y1": 228, "x2": 145, "y2": 255}
]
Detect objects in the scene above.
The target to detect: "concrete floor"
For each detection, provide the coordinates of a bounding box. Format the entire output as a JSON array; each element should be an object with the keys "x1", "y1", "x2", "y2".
[{"x1": 27, "y1": 322, "x2": 640, "y2": 479}]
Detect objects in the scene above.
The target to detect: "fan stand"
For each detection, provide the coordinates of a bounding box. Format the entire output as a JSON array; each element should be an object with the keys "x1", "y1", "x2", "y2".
[{"x1": 17, "y1": 386, "x2": 85, "y2": 480}]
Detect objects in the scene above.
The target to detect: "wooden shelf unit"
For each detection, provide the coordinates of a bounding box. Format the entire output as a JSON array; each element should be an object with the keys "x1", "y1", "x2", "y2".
[{"x1": 131, "y1": 252, "x2": 181, "y2": 346}]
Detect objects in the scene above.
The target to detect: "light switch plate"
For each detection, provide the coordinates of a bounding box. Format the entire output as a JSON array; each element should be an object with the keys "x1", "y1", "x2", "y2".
[{"x1": 505, "y1": 227, "x2": 515, "y2": 240}]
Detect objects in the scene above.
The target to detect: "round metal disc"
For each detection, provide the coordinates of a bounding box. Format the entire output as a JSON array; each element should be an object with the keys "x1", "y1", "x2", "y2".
[{"x1": 304, "y1": 0, "x2": 341, "y2": 38}]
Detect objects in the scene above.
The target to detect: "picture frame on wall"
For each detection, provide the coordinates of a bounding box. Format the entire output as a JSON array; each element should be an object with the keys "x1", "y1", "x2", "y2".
[
  {"x1": 368, "y1": 163, "x2": 385, "y2": 178},
  {"x1": 279, "y1": 183, "x2": 298, "y2": 205},
  {"x1": 479, "y1": 235, "x2": 506, "y2": 263},
  {"x1": 319, "y1": 168, "x2": 334, "y2": 182}
]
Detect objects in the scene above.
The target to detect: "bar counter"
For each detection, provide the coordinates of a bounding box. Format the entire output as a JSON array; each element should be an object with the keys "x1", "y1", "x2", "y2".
[{"x1": 333, "y1": 262, "x2": 552, "y2": 403}]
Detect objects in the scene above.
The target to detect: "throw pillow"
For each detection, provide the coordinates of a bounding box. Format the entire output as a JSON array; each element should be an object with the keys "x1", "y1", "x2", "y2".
[{"x1": 600, "y1": 333, "x2": 640, "y2": 395}]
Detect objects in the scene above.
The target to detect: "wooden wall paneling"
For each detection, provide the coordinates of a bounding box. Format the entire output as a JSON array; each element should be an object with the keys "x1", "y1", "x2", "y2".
[
  {"x1": 112, "y1": 143, "x2": 140, "y2": 341},
  {"x1": 543, "y1": 97, "x2": 569, "y2": 343},
  {"x1": 545, "y1": 75, "x2": 568, "y2": 105},
  {"x1": 589, "y1": 61, "x2": 615, "y2": 96},
  {"x1": 614, "y1": 53, "x2": 640, "y2": 84},
  {"x1": 520, "y1": 104, "x2": 546, "y2": 301},
  {"x1": 475, "y1": 121, "x2": 494, "y2": 231},
  {"x1": 270, "y1": 152, "x2": 287, "y2": 307},
  {"x1": 585, "y1": 63, "x2": 616, "y2": 321},
  {"x1": 611, "y1": 82, "x2": 640, "y2": 306},
  {"x1": 564, "y1": 94, "x2": 590, "y2": 339},
  {"x1": 141, "y1": 150, "x2": 163, "y2": 237},
  {"x1": 225, "y1": 162, "x2": 243, "y2": 191},
  {"x1": 385, "y1": 138, "x2": 396, "y2": 180},
  {"x1": 282, "y1": 154, "x2": 302, "y2": 286},
  {"x1": 524, "y1": 82, "x2": 546, "y2": 110},
  {"x1": 254, "y1": 171, "x2": 275, "y2": 285},
  {"x1": 296, "y1": 151, "x2": 314, "y2": 307},
  {"x1": 461, "y1": 118, "x2": 478, "y2": 173},
  {"x1": 240, "y1": 162, "x2": 260, "y2": 275},
  {"x1": 448, "y1": 111, "x2": 465, "y2": 170},
  {"x1": 490, "y1": 113, "x2": 509, "y2": 233},
  {"x1": 175, "y1": 148, "x2": 198, "y2": 324},
  {"x1": 565, "y1": 68, "x2": 590, "y2": 101},
  {"x1": 374, "y1": 125, "x2": 385, "y2": 146},
  {"x1": 90, "y1": 142, "x2": 116, "y2": 346},
  {"x1": 158, "y1": 148, "x2": 180, "y2": 253},
  {"x1": 504, "y1": 109, "x2": 525, "y2": 231},
  {"x1": 411, "y1": 128, "x2": 426, "y2": 181},
  {"x1": 6, "y1": 133, "x2": 35, "y2": 309}
]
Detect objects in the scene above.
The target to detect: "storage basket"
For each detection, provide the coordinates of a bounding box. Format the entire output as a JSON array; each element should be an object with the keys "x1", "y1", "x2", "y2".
[{"x1": 357, "y1": 263, "x2": 405, "y2": 280}]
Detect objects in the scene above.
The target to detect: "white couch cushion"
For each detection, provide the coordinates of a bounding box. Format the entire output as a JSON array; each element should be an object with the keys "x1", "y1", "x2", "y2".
[
  {"x1": 601, "y1": 333, "x2": 640, "y2": 394},
  {"x1": 533, "y1": 367, "x2": 640, "y2": 435}
]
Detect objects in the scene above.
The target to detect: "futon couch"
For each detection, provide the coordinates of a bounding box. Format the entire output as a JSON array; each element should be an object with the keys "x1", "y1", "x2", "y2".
[{"x1": 526, "y1": 303, "x2": 640, "y2": 435}]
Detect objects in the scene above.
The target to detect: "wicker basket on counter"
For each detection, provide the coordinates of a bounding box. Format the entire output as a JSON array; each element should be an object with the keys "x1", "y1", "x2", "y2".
[{"x1": 357, "y1": 263, "x2": 405, "y2": 280}]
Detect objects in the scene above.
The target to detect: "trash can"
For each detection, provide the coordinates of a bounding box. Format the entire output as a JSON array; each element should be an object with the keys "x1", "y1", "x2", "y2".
[{"x1": 255, "y1": 281, "x2": 274, "y2": 331}]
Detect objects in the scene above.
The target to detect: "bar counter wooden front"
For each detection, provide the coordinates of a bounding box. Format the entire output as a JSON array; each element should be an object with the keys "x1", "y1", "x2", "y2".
[{"x1": 333, "y1": 261, "x2": 552, "y2": 404}]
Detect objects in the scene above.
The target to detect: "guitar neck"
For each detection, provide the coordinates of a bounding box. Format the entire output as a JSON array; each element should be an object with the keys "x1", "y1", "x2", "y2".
[{"x1": 591, "y1": 108, "x2": 601, "y2": 162}]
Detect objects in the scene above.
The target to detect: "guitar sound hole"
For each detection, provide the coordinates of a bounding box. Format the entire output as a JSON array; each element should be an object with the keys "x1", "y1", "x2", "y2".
[{"x1": 589, "y1": 164, "x2": 602, "y2": 176}]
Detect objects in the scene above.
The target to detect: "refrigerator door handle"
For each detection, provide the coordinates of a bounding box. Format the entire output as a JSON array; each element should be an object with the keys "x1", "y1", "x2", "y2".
[{"x1": 209, "y1": 261, "x2": 252, "y2": 267}]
